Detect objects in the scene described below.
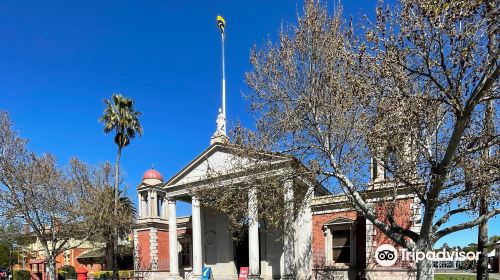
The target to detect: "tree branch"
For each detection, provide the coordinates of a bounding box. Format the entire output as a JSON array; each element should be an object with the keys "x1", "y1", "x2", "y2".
[{"x1": 436, "y1": 208, "x2": 500, "y2": 239}]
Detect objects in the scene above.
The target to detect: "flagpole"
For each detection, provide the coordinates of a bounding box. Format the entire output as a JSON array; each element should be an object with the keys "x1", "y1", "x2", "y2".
[{"x1": 221, "y1": 30, "x2": 226, "y2": 127}]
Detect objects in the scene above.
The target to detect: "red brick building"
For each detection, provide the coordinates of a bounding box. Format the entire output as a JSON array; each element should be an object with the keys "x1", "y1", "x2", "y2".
[{"x1": 15, "y1": 240, "x2": 104, "y2": 280}]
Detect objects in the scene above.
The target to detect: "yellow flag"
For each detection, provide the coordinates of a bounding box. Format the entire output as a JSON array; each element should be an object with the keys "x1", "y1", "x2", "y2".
[{"x1": 217, "y1": 15, "x2": 225, "y2": 34}]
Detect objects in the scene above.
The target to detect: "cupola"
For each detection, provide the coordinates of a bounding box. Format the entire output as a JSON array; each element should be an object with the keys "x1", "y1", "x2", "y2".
[{"x1": 141, "y1": 168, "x2": 163, "y2": 185}]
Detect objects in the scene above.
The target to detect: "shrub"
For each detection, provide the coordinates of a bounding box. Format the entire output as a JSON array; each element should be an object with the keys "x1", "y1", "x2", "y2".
[
  {"x1": 94, "y1": 270, "x2": 134, "y2": 280},
  {"x1": 13, "y1": 270, "x2": 30, "y2": 280},
  {"x1": 118, "y1": 271, "x2": 133, "y2": 278},
  {"x1": 94, "y1": 271, "x2": 112, "y2": 280},
  {"x1": 58, "y1": 265, "x2": 76, "y2": 279}
]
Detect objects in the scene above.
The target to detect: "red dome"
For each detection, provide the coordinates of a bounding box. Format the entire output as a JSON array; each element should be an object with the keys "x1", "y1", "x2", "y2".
[{"x1": 142, "y1": 169, "x2": 163, "y2": 181}]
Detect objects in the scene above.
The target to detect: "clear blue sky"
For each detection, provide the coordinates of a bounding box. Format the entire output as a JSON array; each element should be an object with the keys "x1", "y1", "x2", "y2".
[{"x1": 0, "y1": 0, "x2": 497, "y2": 248}]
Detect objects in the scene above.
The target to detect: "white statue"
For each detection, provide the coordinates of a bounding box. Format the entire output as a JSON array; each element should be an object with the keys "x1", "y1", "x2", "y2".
[{"x1": 215, "y1": 108, "x2": 226, "y2": 135}]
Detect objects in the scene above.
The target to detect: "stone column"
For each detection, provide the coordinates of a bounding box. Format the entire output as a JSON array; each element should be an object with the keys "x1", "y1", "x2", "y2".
[
  {"x1": 283, "y1": 180, "x2": 295, "y2": 279},
  {"x1": 148, "y1": 190, "x2": 153, "y2": 217},
  {"x1": 163, "y1": 195, "x2": 169, "y2": 219},
  {"x1": 168, "y1": 198, "x2": 180, "y2": 279},
  {"x1": 151, "y1": 190, "x2": 158, "y2": 217},
  {"x1": 141, "y1": 192, "x2": 148, "y2": 218},
  {"x1": 365, "y1": 213, "x2": 375, "y2": 268},
  {"x1": 192, "y1": 196, "x2": 203, "y2": 279},
  {"x1": 137, "y1": 193, "x2": 142, "y2": 218},
  {"x1": 150, "y1": 228, "x2": 158, "y2": 270},
  {"x1": 248, "y1": 187, "x2": 261, "y2": 279}
]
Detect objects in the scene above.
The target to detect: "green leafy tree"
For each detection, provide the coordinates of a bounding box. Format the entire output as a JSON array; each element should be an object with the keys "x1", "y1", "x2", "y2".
[
  {"x1": 58, "y1": 265, "x2": 76, "y2": 280},
  {"x1": 99, "y1": 94, "x2": 142, "y2": 278},
  {"x1": 0, "y1": 222, "x2": 23, "y2": 270},
  {"x1": 488, "y1": 235, "x2": 500, "y2": 251},
  {"x1": 94, "y1": 187, "x2": 136, "y2": 269}
]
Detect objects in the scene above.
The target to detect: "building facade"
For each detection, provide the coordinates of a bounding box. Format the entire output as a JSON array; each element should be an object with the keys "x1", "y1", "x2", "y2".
[{"x1": 133, "y1": 140, "x2": 421, "y2": 280}]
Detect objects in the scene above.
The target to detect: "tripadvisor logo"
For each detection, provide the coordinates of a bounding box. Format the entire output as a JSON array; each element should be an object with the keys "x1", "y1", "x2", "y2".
[
  {"x1": 375, "y1": 244, "x2": 481, "y2": 266},
  {"x1": 375, "y1": 244, "x2": 398, "y2": 267}
]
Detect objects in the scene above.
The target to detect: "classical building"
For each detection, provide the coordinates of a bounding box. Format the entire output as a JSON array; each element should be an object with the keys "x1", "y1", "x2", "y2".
[
  {"x1": 133, "y1": 135, "x2": 421, "y2": 280},
  {"x1": 133, "y1": 19, "x2": 420, "y2": 279}
]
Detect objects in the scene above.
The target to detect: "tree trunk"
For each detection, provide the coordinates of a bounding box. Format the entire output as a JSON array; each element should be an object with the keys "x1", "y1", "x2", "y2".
[
  {"x1": 47, "y1": 256, "x2": 57, "y2": 280},
  {"x1": 105, "y1": 237, "x2": 114, "y2": 270},
  {"x1": 477, "y1": 3, "x2": 496, "y2": 278},
  {"x1": 477, "y1": 195, "x2": 489, "y2": 280},
  {"x1": 416, "y1": 237, "x2": 434, "y2": 280},
  {"x1": 113, "y1": 146, "x2": 122, "y2": 279},
  {"x1": 476, "y1": 47, "x2": 494, "y2": 279},
  {"x1": 417, "y1": 257, "x2": 434, "y2": 280}
]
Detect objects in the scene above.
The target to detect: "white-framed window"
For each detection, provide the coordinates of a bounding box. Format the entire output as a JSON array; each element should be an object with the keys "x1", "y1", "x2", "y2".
[
  {"x1": 64, "y1": 251, "x2": 70, "y2": 265},
  {"x1": 323, "y1": 218, "x2": 356, "y2": 267}
]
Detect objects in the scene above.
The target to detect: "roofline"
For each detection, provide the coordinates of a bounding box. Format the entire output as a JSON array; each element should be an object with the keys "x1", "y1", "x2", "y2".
[
  {"x1": 164, "y1": 142, "x2": 295, "y2": 186},
  {"x1": 164, "y1": 143, "x2": 221, "y2": 186}
]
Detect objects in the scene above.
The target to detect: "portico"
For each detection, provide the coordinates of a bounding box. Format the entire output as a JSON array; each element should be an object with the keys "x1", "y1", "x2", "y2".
[{"x1": 133, "y1": 141, "x2": 318, "y2": 280}]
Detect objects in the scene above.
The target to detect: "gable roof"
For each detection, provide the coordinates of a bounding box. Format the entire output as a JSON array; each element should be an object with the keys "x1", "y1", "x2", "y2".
[{"x1": 164, "y1": 142, "x2": 295, "y2": 187}]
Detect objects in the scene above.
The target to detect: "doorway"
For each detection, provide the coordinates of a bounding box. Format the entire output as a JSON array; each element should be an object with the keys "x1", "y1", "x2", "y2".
[{"x1": 233, "y1": 229, "x2": 249, "y2": 273}]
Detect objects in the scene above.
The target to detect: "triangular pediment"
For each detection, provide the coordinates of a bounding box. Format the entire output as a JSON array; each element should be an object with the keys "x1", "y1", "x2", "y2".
[{"x1": 165, "y1": 143, "x2": 293, "y2": 188}]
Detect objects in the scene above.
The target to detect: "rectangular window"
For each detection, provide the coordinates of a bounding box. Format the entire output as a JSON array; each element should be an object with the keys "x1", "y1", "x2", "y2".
[
  {"x1": 332, "y1": 230, "x2": 350, "y2": 264},
  {"x1": 157, "y1": 196, "x2": 163, "y2": 218},
  {"x1": 180, "y1": 242, "x2": 191, "y2": 267},
  {"x1": 372, "y1": 160, "x2": 378, "y2": 180}
]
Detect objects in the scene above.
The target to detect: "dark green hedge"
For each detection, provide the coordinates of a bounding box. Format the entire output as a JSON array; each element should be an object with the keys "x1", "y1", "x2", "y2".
[
  {"x1": 13, "y1": 270, "x2": 30, "y2": 280},
  {"x1": 58, "y1": 265, "x2": 76, "y2": 279}
]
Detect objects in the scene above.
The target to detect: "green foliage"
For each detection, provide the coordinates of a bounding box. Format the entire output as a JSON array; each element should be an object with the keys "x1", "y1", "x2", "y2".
[
  {"x1": 94, "y1": 270, "x2": 133, "y2": 280},
  {"x1": 58, "y1": 265, "x2": 76, "y2": 279},
  {"x1": 13, "y1": 270, "x2": 30, "y2": 280},
  {"x1": 118, "y1": 270, "x2": 134, "y2": 278},
  {"x1": 99, "y1": 93, "x2": 143, "y2": 149},
  {"x1": 94, "y1": 271, "x2": 113, "y2": 280},
  {"x1": 0, "y1": 244, "x2": 13, "y2": 268},
  {"x1": 488, "y1": 235, "x2": 500, "y2": 251}
]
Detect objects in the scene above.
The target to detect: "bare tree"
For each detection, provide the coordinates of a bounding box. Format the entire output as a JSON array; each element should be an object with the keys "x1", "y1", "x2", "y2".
[
  {"x1": 476, "y1": 2, "x2": 498, "y2": 279},
  {"x1": 0, "y1": 112, "x2": 111, "y2": 280},
  {"x1": 195, "y1": 1, "x2": 499, "y2": 280}
]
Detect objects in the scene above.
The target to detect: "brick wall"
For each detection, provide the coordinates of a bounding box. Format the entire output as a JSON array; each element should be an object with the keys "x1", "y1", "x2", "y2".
[
  {"x1": 312, "y1": 210, "x2": 359, "y2": 268},
  {"x1": 157, "y1": 230, "x2": 169, "y2": 270},
  {"x1": 312, "y1": 197, "x2": 415, "y2": 271},
  {"x1": 137, "y1": 230, "x2": 151, "y2": 270}
]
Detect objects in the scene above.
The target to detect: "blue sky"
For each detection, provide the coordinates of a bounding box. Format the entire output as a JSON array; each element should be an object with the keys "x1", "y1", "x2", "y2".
[{"x1": 0, "y1": 0, "x2": 497, "y2": 248}]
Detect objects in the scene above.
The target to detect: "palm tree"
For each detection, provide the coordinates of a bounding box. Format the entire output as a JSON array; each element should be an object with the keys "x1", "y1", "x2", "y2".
[{"x1": 99, "y1": 94, "x2": 142, "y2": 278}]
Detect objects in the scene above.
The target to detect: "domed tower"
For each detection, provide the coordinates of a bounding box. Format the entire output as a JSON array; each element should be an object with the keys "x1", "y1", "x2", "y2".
[
  {"x1": 133, "y1": 168, "x2": 169, "y2": 278},
  {"x1": 137, "y1": 168, "x2": 166, "y2": 219}
]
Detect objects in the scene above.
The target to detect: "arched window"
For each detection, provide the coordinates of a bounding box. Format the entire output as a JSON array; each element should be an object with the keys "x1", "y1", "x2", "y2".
[{"x1": 157, "y1": 195, "x2": 164, "y2": 218}]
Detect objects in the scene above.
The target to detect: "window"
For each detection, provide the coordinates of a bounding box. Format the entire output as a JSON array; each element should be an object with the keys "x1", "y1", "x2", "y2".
[
  {"x1": 372, "y1": 159, "x2": 378, "y2": 181},
  {"x1": 324, "y1": 218, "x2": 355, "y2": 266},
  {"x1": 180, "y1": 242, "x2": 191, "y2": 267},
  {"x1": 64, "y1": 251, "x2": 70, "y2": 265},
  {"x1": 331, "y1": 230, "x2": 351, "y2": 264},
  {"x1": 157, "y1": 195, "x2": 164, "y2": 218}
]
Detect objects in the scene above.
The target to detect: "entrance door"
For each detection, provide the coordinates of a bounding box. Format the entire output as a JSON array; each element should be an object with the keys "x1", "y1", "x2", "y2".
[{"x1": 233, "y1": 230, "x2": 249, "y2": 273}]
